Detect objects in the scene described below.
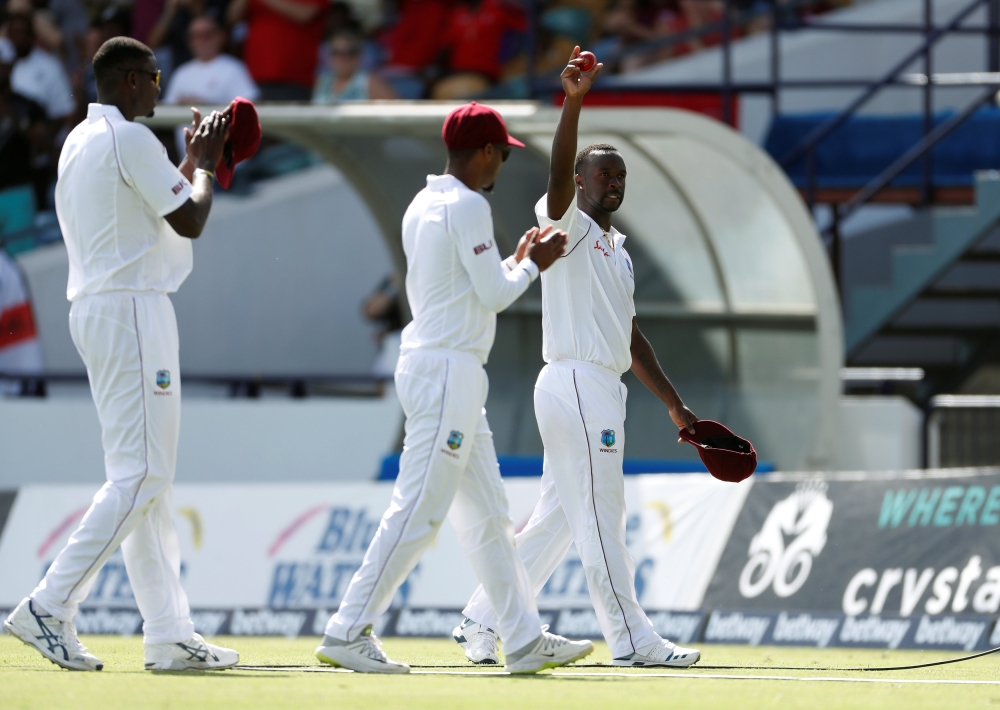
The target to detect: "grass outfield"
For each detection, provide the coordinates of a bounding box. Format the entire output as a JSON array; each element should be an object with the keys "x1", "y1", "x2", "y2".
[{"x1": 3, "y1": 635, "x2": 1000, "y2": 709}]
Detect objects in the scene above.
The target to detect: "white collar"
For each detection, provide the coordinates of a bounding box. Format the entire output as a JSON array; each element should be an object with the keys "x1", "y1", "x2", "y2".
[{"x1": 87, "y1": 103, "x2": 127, "y2": 123}]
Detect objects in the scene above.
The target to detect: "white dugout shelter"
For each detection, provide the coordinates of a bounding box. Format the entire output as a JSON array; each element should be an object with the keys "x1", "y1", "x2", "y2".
[{"x1": 148, "y1": 103, "x2": 842, "y2": 471}]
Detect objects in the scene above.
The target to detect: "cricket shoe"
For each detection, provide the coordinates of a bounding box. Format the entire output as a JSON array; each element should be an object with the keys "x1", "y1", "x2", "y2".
[
  {"x1": 452, "y1": 617, "x2": 500, "y2": 665},
  {"x1": 612, "y1": 638, "x2": 700, "y2": 667},
  {"x1": 315, "y1": 625, "x2": 409, "y2": 674},
  {"x1": 504, "y1": 627, "x2": 594, "y2": 674},
  {"x1": 145, "y1": 633, "x2": 239, "y2": 671},
  {"x1": 4, "y1": 597, "x2": 104, "y2": 671}
]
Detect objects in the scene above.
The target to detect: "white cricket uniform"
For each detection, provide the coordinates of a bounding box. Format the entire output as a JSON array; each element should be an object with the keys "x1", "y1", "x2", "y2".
[
  {"x1": 463, "y1": 195, "x2": 663, "y2": 658},
  {"x1": 325, "y1": 174, "x2": 543, "y2": 652},
  {"x1": 30, "y1": 104, "x2": 196, "y2": 645}
]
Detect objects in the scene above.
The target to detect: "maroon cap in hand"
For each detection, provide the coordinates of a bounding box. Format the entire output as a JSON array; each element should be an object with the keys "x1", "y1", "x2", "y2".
[
  {"x1": 678, "y1": 420, "x2": 757, "y2": 483},
  {"x1": 216, "y1": 97, "x2": 262, "y2": 189},
  {"x1": 442, "y1": 102, "x2": 526, "y2": 151}
]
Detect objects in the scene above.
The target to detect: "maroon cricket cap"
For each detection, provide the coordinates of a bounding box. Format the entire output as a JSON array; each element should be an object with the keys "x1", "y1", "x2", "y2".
[
  {"x1": 442, "y1": 102, "x2": 526, "y2": 151},
  {"x1": 678, "y1": 420, "x2": 757, "y2": 483},
  {"x1": 216, "y1": 97, "x2": 262, "y2": 189}
]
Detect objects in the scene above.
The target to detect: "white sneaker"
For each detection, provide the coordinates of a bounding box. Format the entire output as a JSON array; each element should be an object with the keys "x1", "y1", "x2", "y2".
[
  {"x1": 315, "y1": 625, "x2": 409, "y2": 674},
  {"x1": 144, "y1": 633, "x2": 239, "y2": 671},
  {"x1": 452, "y1": 617, "x2": 500, "y2": 665},
  {"x1": 612, "y1": 638, "x2": 700, "y2": 667},
  {"x1": 504, "y1": 627, "x2": 594, "y2": 674},
  {"x1": 3, "y1": 597, "x2": 104, "y2": 671},
  {"x1": 4, "y1": 598, "x2": 103, "y2": 671}
]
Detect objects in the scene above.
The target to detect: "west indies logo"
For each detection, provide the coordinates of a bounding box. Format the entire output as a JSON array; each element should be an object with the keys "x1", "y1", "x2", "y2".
[
  {"x1": 600, "y1": 429, "x2": 617, "y2": 453},
  {"x1": 447, "y1": 431, "x2": 464, "y2": 450}
]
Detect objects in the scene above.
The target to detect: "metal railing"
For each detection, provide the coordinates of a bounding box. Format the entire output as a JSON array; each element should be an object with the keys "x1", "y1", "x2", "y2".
[
  {"x1": 0, "y1": 372, "x2": 391, "y2": 399},
  {"x1": 526, "y1": 0, "x2": 1000, "y2": 290},
  {"x1": 927, "y1": 394, "x2": 1000, "y2": 467}
]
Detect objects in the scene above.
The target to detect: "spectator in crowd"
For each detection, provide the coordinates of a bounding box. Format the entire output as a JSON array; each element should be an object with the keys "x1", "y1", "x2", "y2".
[
  {"x1": 5, "y1": 0, "x2": 88, "y2": 70},
  {"x1": 377, "y1": 0, "x2": 451, "y2": 98},
  {"x1": 228, "y1": 0, "x2": 328, "y2": 101},
  {"x1": 312, "y1": 28, "x2": 395, "y2": 103},
  {"x1": 432, "y1": 0, "x2": 526, "y2": 99},
  {"x1": 0, "y1": 38, "x2": 37, "y2": 192},
  {"x1": 78, "y1": 6, "x2": 130, "y2": 106},
  {"x1": 164, "y1": 13, "x2": 258, "y2": 153},
  {"x1": 6, "y1": 10, "x2": 74, "y2": 120}
]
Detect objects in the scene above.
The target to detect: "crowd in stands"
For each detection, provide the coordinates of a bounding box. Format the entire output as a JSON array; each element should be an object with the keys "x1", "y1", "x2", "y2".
[{"x1": 0, "y1": 0, "x2": 853, "y2": 212}]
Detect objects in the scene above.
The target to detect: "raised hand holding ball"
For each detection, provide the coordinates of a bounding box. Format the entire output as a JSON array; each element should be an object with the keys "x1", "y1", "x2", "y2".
[{"x1": 578, "y1": 51, "x2": 597, "y2": 72}]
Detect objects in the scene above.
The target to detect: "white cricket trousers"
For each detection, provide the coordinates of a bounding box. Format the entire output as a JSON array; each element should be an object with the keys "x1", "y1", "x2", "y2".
[
  {"x1": 463, "y1": 360, "x2": 660, "y2": 658},
  {"x1": 31, "y1": 292, "x2": 194, "y2": 645},
  {"x1": 325, "y1": 348, "x2": 542, "y2": 652}
]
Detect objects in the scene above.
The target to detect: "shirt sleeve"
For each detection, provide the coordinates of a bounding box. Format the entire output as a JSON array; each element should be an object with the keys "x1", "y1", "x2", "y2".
[
  {"x1": 114, "y1": 124, "x2": 193, "y2": 217},
  {"x1": 535, "y1": 193, "x2": 581, "y2": 235},
  {"x1": 454, "y1": 196, "x2": 538, "y2": 313}
]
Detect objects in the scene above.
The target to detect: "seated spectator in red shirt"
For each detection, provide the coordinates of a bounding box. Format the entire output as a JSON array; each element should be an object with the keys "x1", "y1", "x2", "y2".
[
  {"x1": 228, "y1": 0, "x2": 328, "y2": 101},
  {"x1": 432, "y1": 0, "x2": 525, "y2": 99},
  {"x1": 381, "y1": 0, "x2": 451, "y2": 73}
]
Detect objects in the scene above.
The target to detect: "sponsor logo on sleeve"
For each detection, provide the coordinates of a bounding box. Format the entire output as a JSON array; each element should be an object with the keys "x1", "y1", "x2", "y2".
[
  {"x1": 473, "y1": 240, "x2": 493, "y2": 255},
  {"x1": 172, "y1": 181, "x2": 185, "y2": 195}
]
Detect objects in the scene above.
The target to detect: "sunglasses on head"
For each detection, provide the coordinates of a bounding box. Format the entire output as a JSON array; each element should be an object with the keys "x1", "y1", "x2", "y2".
[{"x1": 119, "y1": 67, "x2": 161, "y2": 88}]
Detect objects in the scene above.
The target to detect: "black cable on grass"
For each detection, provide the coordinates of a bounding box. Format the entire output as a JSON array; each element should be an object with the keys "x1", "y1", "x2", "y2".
[{"x1": 234, "y1": 646, "x2": 1000, "y2": 674}]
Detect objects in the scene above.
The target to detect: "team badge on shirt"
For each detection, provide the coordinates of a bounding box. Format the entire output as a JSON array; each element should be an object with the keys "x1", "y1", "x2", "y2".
[
  {"x1": 601, "y1": 429, "x2": 615, "y2": 447},
  {"x1": 156, "y1": 370, "x2": 171, "y2": 389},
  {"x1": 447, "y1": 431, "x2": 464, "y2": 450}
]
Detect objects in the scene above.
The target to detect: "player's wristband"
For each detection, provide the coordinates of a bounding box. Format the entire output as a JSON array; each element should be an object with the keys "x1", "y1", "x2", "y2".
[
  {"x1": 523, "y1": 259, "x2": 540, "y2": 282},
  {"x1": 195, "y1": 168, "x2": 215, "y2": 182}
]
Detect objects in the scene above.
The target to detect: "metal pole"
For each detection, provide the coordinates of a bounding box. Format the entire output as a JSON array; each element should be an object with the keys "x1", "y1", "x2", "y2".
[
  {"x1": 722, "y1": 0, "x2": 733, "y2": 126},
  {"x1": 991, "y1": 0, "x2": 1000, "y2": 72},
  {"x1": 526, "y1": 0, "x2": 538, "y2": 100},
  {"x1": 770, "y1": 0, "x2": 780, "y2": 116},
  {"x1": 830, "y1": 205, "x2": 842, "y2": 304},
  {"x1": 922, "y1": 0, "x2": 933, "y2": 205}
]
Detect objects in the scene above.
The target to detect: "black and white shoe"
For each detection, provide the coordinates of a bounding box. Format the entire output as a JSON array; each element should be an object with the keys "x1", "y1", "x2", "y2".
[
  {"x1": 4, "y1": 597, "x2": 104, "y2": 671},
  {"x1": 453, "y1": 617, "x2": 500, "y2": 665},
  {"x1": 316, "y1": 625, "x2": 409, "y2": 674},
  {"x1": 612, "y1": 638, "x2": 700, "y2": 667},
  {"x1": 144, "y1": 633, "x2": 239, "y2": 671}
]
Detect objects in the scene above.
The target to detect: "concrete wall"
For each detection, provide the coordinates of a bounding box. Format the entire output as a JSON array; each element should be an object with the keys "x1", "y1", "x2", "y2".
[
  {"x1": 0, "y1": 394, "x2": 403, "y2": 487},
  {"x1": 835, "y1": 395, "x2": 924, "y2": 471},
  {"x1": 18, "y1": 164, "x2": 393, "y2": 375}
]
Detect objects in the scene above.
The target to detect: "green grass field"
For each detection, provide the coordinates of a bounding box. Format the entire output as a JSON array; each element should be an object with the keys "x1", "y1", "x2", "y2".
[{"x1": 3, "y1": 635, "x2": 999, "y2": 709}]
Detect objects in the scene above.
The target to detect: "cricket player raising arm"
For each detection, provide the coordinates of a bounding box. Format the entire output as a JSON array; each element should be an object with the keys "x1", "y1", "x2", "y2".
[
  {"x1": 315, "y1": 103, "x2": 596, "y2": 674},
  {"x1": 454, "y1": 48, "x2": 703, "y2": 668},
  {"x1": 4, "y1": 37, "x2": 239, "y2": 671}
]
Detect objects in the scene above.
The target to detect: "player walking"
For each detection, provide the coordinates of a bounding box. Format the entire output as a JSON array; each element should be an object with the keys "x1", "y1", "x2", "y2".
[
  {"x1": 315, "y1": 103, "x2": 595, "y2": 674},
  {"x1": 454, "y1": 50, "x2": 702, "y2": 668},
  {"x1": 4, "y1": 37, "x2": 239, "y2": 671}
]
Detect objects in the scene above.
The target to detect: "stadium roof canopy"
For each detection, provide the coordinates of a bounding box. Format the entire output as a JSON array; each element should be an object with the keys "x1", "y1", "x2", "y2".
[{"x1": 150, "y1": 103, "x2": 843, "y2": 470}]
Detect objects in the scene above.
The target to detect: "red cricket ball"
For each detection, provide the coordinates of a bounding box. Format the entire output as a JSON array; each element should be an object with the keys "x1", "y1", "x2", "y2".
[{"x1": 578, "y1": 51, "x2": 597, "y2": 72}]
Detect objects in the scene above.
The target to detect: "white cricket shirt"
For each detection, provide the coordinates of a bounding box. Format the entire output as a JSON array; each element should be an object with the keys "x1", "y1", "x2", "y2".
[
  {"x1": 399, "y1": 174, "x2": 539, "y2": 365},
  {"x1": 535, "y1": 195, "x2": 636, "y2": 375},
  {"x1": 56, "y1": 104, "x2": 194, "y2": 302}
]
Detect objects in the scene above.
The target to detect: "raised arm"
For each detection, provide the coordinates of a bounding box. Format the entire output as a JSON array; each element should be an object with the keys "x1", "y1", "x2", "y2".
[
  {"x1": 629, "y1": 317, "x2": 698, "y2": 436},
  {"x1": 546, "y1": 46, "x2": 603, "y2": 221}
]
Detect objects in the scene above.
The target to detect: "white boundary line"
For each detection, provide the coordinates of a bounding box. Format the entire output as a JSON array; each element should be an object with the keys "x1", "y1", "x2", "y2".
[{"x1": 235, "y1": 667, "x2": 1000, "y2": 685}]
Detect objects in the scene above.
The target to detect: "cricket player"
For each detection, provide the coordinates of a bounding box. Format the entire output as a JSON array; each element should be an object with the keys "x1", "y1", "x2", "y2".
[
  {"x1": 315, "y1": 103, "x2": 595, "y2": 674},
  {"x1": 4, "y1": 37, "x2": 238, "y2": 671},
  {"x1": 454, "y1": 49, "x2": 702, "y2": 668}
]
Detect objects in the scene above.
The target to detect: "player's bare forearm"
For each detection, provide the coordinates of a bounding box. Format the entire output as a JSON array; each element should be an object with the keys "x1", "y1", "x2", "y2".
[
  {"x1": 629, "y1": 318, "x2": 697, "y2": 433},
  {"x1": 547, "y1": 97, "x2": 582, "y2": 221},
  {"x1": 178, "y1": 155, "x2": 195, "y2": 182}
]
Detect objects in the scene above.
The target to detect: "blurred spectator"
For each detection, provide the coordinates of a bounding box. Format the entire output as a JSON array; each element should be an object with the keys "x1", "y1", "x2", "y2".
[
  {"x1": 363, "y1": 275, "x2": 403, "y2": 379},
  {"x1": 313, "y1": 28, "x2": 395, "y2": 103},
  {"x1": 0, "y1": 39, "x2": 36, "y2": 191},
  {"x1": 7, "y1": 11, "x2": 74, "y2": 120},
  {"x1": 228, "y1": 0, "x2": 328, "y2": 101},
  {"x1": 432, "y1": 0, "x2": 526, "y2": 99},
  {"x1": 4, "y1": 0, "x2": 64, "y2": 54},
  {"x1": 164, "y1": 13, "x2": 258, "y2": 153},
  {"x1": 78, "y1": 6, "x2": 130, "y2": 106}
]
